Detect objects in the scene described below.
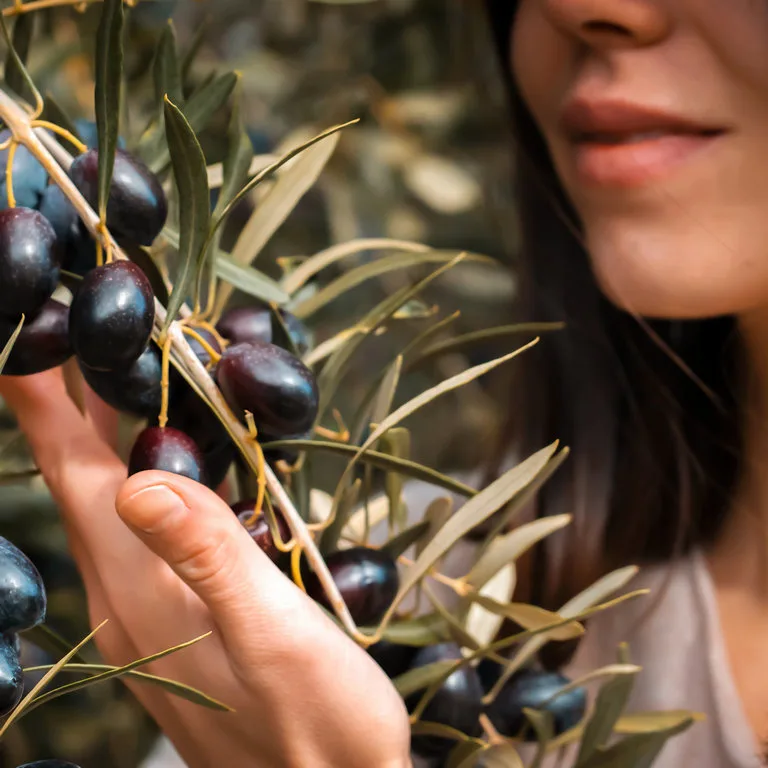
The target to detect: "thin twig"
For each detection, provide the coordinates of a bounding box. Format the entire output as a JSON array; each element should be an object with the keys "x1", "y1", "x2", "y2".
[{"x1": 0, "y1": 87, "x2": 363, "y2": 640}]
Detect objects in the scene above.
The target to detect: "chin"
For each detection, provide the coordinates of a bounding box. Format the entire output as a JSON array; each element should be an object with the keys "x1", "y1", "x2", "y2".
[{"x1": 584, "y1": 223, "x2": 768, "y2": 321}]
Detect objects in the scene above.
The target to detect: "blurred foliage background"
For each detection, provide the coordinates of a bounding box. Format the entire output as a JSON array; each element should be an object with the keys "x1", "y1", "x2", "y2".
[{"x1": 0, "y1": 0, "x2": 522, "y2": 764}]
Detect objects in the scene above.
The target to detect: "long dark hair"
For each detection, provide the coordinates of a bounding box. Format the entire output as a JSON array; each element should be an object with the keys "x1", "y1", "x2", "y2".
[{"x1": 483, "y1": 0, "x2": 744, "y2": 619}]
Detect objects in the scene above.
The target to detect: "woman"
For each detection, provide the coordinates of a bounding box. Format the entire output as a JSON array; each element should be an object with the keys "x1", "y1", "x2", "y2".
[{"x1": 1, "y1": 0, "x2": 764, "y2": 765}]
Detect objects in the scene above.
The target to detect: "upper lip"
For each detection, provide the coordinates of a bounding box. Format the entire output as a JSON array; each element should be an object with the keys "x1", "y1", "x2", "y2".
[{"x1": 561, "y1": 99, "x2": 727, "y2": 142}]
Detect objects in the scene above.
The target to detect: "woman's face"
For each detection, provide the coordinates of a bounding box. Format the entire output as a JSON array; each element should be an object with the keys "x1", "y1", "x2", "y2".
[{"x1": 512, "y1": 1, "x2": 768, "y2": 319}]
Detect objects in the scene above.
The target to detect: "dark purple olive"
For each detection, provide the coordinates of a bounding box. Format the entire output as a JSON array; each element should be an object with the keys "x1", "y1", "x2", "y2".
[
  {"x1": 69, "y1": 260, "x2": 155, "y2": 371},
  {"x1": 185, "y1": 325, "x2": 222, "y2": 369},
  {"x1": 304, "y1": 546, "x2": 398, "y2": 626},
  {"x1": 216, "y1": 341, "x2": 318, "y2": 438},
  {"x1": 217, "y1": 304, "x2": 311, "y2": 355},
  {"x1": 69, "y1": 148, "x2": 167, "y2": 246},
  {"x1": 203, "y1": 439, "x2": 236, "y2": 489},
  {"x1": 232, "y1": 499, "x2": 290, "y2": 563},
  {"x1": 0, "y1": 129, "x2": 47, "y2": 210},
  {"x1": 0, "y1": 536, "x2": 46, "y2": 633},
  {"x1": 263, "y1": 429, "x2": 312, "y2": 467},
  {"x1": 486, "y1": 668, "x2": 586, "y2": 741},
  {"x1": 476, "y1": 657, "x2": 503, "y2": 694},
  {"x1": 38, "y1": 184, "x2": 96, "y2": 276},
  {"x1": 0, "y1": 299, "x2": 71, "y2": 375},
  {"x1": 405, "y1": 643, "x2": 483, "y2": 760},
  {"x1": 17, "y1": 762, "x2": 81, "y2": 768},
  {"x1": 368, "y1": 640, "x2": 417, "y2": 680},
  {"x1": 79, "y1": 343, "x2": 163, "y2": 418},
  {"x1": 128, "y1": 426, "x2": 207, "y2": 484},
  {"x1": 0, "y1": 635, "x2": 22, "y2": 717},
  {"x1": 0, "y1": 207, "x2": 60, "y2": 318}
]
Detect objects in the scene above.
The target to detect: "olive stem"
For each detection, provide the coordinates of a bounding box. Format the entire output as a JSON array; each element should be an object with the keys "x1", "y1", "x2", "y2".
[
  {"x1": 0, "y1": 84, "x2": 364, "y2": 642},
  {"x1": 180, "y1": 325, "x2": 222, "y2": 367},
  {"x1": 4, "y1": 139, "x2": 15, "y2": 208}
]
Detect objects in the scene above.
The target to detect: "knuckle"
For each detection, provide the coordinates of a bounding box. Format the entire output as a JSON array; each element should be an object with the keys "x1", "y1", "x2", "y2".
[{"x1": 172, "y1": 525, "x2": 240, "y2": 588}]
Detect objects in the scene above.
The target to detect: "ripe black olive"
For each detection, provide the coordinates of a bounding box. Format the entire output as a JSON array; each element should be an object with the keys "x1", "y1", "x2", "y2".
[
  {"x1": 38, "y1": 184, "x2": 96, "y2": 277},
  {"x1": 0, "y1": 129, "x2": 47, "y2": 210},
  {"x1": 486, "y1": 668, "x2": 587, "y2": 741},
  {"x1": 231, "y1": 499, "x2": 291, "y2": 563},
  {"x1": 0, "y1": 536, "x2": 46, "y2": 633},
  {"x1": 0, "y1": 207, "x2": 60, "y2": 318},
  {"x1": 0, "y1": 635, "x2": 22, "y2": 717},
  {"x1": 69, "y1": 260, "x2": 155, "y2": 371},
  {"x1": 16, "y1": 762, "x2": 82, "y2": 768},
  {"x1": 304, "y1": 546, "x2": 399, "y2": 626},
  {"x1": 405, "y1": 643, "x2": 483, "y2": 760},
  {"x1": 128, "y1": 426, "x2": 207, "y2": 484},
  {"x1": 216, "y1": 341, "x2": 318, "y2": 438},
  {"x1": 367, "y1": 640, "x2": 418, "y2": 680},
  {"x1": 217, "y1": 304, "x2": 311, "y2": 355},
  {"x1": 69, "y1": 148, "x2": 167, "y2": 246},
  {"x1": 0, "y1": 299, "x2": 71, "y2": 375}
]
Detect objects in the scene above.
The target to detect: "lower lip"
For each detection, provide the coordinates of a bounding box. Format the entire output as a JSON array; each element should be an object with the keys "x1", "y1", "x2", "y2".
[{"x1": 571, "y1": 132, "x2": 723, "y2": 187}]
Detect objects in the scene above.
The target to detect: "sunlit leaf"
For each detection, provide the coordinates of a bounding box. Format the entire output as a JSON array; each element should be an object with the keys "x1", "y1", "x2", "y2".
[
  {"x1": 463, "y1": 563, "x2": 515, "y2": 648},
  {"x1": 393, "y1": 659, "x2": 456, "y2": 698},
  {"x1": 378, "y1": 614, "x2": 451, "y2": 646},
  {"x1": 468, "y1": 595, "x2": 583, "y2": 641},
  {"x1": 161, "y1": 97, "x2": 211, "y2": 331},
  {"x1": 94, "y1": 0, "x2": 124, "y2": 220},
  {"x1": 613, "y1": 711, "x2": 706, "y2": 735}
]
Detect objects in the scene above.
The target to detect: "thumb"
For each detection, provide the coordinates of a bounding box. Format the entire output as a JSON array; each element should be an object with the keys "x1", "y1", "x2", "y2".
[{"x1": 115, "y1": 470, "x2": 309, "y2": 650}]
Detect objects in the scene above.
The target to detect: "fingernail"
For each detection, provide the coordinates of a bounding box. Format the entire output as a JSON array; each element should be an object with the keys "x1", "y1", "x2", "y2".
[{"x1": 117, "y1": 484, "x2": 186, "y2": 533}]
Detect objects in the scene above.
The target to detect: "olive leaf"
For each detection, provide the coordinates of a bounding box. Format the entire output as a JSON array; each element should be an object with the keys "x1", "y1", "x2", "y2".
[
  {"x1": 466, "y1": 595, "x2": 584, "y2": 641},
  {"x1": 445, "y1": 741, "x2": 487, "y2": 768},
  {"x1": 161, "y1": 97, "x2": 211, "y2": 332},
  {"x1": 23, "y1": 663, "x2": 228, "y2": 712},
  {"x1": 260, "y1": 441, "x2": 476, "y2": 499},
  {"x1": 289, "y1": 251, "x2": 488, "y2": 319},
  {"x1": 380, "y1": 427, "x2": 411, "y2": 532},
  {"x1": 22, "y1": 623, "x2": 86, "y2": 662},
  {"x1": 463, "y1": 563, "x2": 516, "y2": 648},
  {"x1": 180, "y1": 21, "x2": 206, "y2": 88},
  {"x1": 465, "y1": 514, "x2": 572, "y2": 590},
  {"x1": 378, "y1": 613, "x2": 452, "y2": 646},
  {"x1": 576, "y1": 645, "x2": 637, "y2": 764},
  {"x1": 524, "y1": 708, "x2": 555, "y2": 768},
  {"x1": 319, "y1": 478, "x2": 361, "y2": 555},
  {"x1": 94, "y1": 0, "x2": 124, "y2": 221},
  {"x1": 380, "y1": 521, "x2": 430, "y2": 559},
  {"x1": 370, "y1": 354, "x2": 403, "y2": 428},
  {"x1": 470, "y1": 743, "x2": 525, "y2": 768},
  {"x1": 4, "y1": 12, "x2": 34, "y2": 100},
  {"x1": 21, "y1": 631, "x2": 221, "y2": 716},
  {"x1": 374, "y1": 442, "x2": 561, "y2": 634},
  {"x1": 0, "y1": 620, "x2": 107, "y2": 738},
  {"x1": 393, "y1": 659, "x2": 456, "y2": 697},
  {"x1": 153, "y1": 20, "x2": 182, "y2": 109},
  {"x1": 0, "y1": 315, "x2": 23, "y2": 374},
  {"x1": 613, "y1": 711, "x2": 706, "y2": 735}
]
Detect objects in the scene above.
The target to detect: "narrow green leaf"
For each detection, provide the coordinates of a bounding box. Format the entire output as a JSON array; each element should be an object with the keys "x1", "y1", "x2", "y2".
[
  {"x1": 21, "y1": 624, "x2": 84, "y2": 663},
  {"x1": 290, "y1": 252, "x2": 489, "y2": 319},
  {"x1": 0, "y1": 315, "x2": 23, "y2": 374},
  {"x1": 319, "y1": 479, "x2": 361, "y2": 556},
  {"x1": 410, "y1": 721, "x2": 482, "y2": 745},
  {"x1": 5, "y1": 12, "x2": 34, "y2": 98},
  {"x1": 466, "y1": 515, "x2": 572, "y2": 589},
  {"x1": 214, "y1": 254, "x2": 290, "y2": 305},
  {"x1": 213, "y1": 78, "x2": 253, "y2": 218},
  {"x1": 376, "y1": 442, "x2": 561, "y2": 632},
  {"x1": 576, "y1": 646, "x2": 637, "y2": 764},
  {"x1": 422, "y1": 582, "x2": 481, "y2": 652},
  {"x1": 613, "y1": 711, "x2": 706, "y2": 735},
  {"x1": 22, "y1": 663, "x2": 229, "y2": 711},
  {"x1": 269, "y1": 303, "x2": 302, "y2": 358},
  {"x1": 370, "y1": 355, "x2": 403, "y2": 428},
  {"x1": 524, "y1": 708, "x2": 555, "y2": 768},
  {"x1": 467, "y1": 596, "x2": 584, "y2": 642},
  {"x1": 381, "y1": 521, "x2": 431, "y2": 559},
  {"x1": 463, "y1": 562, "x2": 515, "y2": 648},
  {"x1": 416, "y1": 497, "x2": 452, "y2": 559},
  {"x1": 94, "y1": 0, "x2": 124, "y2": 220},
  {"x1": 380, "y1": 427, "x2": 411, "y2": 532},
  {"x1": 393, "y1": 659, "x2": 456, "y2": 698},
  {"x1": 446, "y1": 741, "x2": 487, "y2": 768},
  {"x1": 0, "y1": 12, "x2": 39, "y2": 112},
  {"x1": 261, "y1": 440, "x2": 476, "y2": 498},
  {"x1": 469, "y1": 743, "x2": 525, "y2": 768},
  {"x1": 162, "y1": 97, "x2": 211, "y2": 332},
  {"x1": 180, "y1": 21, "x2": 206, "y2": 88},
  {"x1": 153, "y1": 21, "x2": 182, "y2": 108},
  {"x1": 0, "y1": 620, "x2": 107, "y2": 738},
  {"x1": 378, "y1": 614, "x2": 451, "y2": 646},
  {"x1": 40, "y1": 92, "x2": 81, "y2": 149},
  {"x1": 24, "y1": 631, "x2": 218, "y2": 715}
]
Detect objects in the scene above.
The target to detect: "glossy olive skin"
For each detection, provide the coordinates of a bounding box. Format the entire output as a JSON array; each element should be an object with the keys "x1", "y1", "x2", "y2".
[
  {"x1": 17, "y1": 762, "x2": 81, "y2": 768},
  {"x1": 405, "y1": 643, "x2": 483, "y2": 760},
  {"x1": 216, "y1": 341, "x2": 319, "y2": 438},
  {"x1": 79, "y1": 343, "x2": 163, "y2": 418},
  {"x1": 0, "y1": 299, "x2": 72, "y2": 375},
  {"x1": 0, "y1": 207, "x2": 61, "y2": 318},
  {"x1": 304, "y1": 546, "x2": 398, "y2": 626},
  {"x1": 69, "y1": 261, "x2": 155, "y2": 371},
  {"x1": 0, "y1": 129, "x2": 47, "y2": 210},
  {"x1": 0, "y1": 635, "x2": 22, "y2": 717},
  {"x1": 69, "y1": 148, "x2": 167, "y2": 246},
  {"x1": 217, "y1": 304, "x2": 311, "y2": 355},
  {"x1": 486, "y1": 668, "x2": 587, "y2": 741},
  {"x1": 0, "y1": 537, "x2": 46, "y2": 633},
  {"x1": 38, "y1": 184, "x2": 96, "y2": 276},
  {"x1": 129, "y1": 426, "x2": 207, "y2": 484},
  {"x1": 368, "y1": 640, "x2": 417, "y2": 680},
  {"x1": 232, "y1": 500, "x2": 291, "y2": 563}
]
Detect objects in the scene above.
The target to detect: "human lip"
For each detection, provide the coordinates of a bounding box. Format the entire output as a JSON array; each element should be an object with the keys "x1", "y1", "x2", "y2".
[{"x1": 560, "y1": 99, "x2": 728, "y2": 187}]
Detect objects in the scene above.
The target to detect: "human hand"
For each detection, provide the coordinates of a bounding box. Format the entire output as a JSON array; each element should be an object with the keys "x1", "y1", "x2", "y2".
[{"x1": 0, "y1": 369, "x2": 412, "y2": 768}]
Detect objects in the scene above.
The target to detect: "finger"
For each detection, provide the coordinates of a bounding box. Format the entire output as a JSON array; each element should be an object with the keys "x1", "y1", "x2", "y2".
[
  {"x1": 115, "y1": 471, "x2": 322, "y2": 658},
  {"x1": 83, "y1": 384, "x2": 121, "y2": 452},
  {"x1": 0, "y1": 370, "x2": 150, "y2": 569}
]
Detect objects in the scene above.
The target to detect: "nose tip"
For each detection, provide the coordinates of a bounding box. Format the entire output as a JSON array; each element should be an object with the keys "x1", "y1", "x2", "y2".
[{"x1": 545, "y1": 0, "x2": 672, "y2": 49}]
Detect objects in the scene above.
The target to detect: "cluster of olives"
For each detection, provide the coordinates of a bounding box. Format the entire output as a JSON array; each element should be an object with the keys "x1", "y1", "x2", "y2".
[
  {"x1": 367, "y1": 639, "x2": 587, "y2": 763},
  {"x1": 0, "y1": 537, "x2": 47, "y2": 718}
]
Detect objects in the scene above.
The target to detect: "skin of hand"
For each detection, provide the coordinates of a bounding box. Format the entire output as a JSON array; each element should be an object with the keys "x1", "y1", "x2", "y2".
[{"x1": 0, "y1": 369, "x2": 412, "y2": 768}]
